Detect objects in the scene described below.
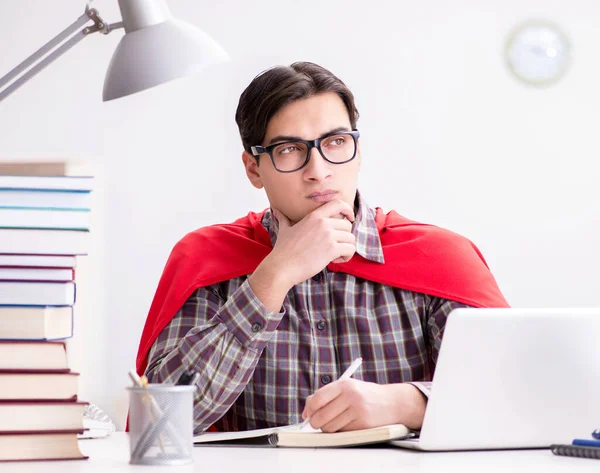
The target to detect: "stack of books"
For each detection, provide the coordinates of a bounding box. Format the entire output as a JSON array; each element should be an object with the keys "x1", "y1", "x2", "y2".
[{"x1": 0, "y1": 174, "x2": 92, "y2": 462}]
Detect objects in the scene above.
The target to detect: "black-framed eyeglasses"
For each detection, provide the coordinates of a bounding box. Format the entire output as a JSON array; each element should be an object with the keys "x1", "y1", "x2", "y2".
[{"x1": 251, "y1": 129, "x2": 360, "y2": 173}]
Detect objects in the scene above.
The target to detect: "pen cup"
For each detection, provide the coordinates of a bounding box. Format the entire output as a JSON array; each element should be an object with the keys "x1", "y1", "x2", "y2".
[{"x1": 127, "y1": 384, "x2": 196, "y2": 466}]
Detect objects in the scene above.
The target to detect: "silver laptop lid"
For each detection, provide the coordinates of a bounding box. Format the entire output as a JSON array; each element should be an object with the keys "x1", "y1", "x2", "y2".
[{"x1": 417, "y1": 308, "x2": 600, "y2": 450}]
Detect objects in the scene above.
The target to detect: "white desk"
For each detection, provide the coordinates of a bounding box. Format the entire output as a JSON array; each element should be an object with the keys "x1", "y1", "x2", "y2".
[{"x1": 3, "y1": 433, "x2": 598, "y2": 473}]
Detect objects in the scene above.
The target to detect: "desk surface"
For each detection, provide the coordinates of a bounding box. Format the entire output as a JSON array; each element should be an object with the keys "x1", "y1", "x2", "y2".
[{"x1": 3, "y1": 433, "x2": 598, "y2": 473}]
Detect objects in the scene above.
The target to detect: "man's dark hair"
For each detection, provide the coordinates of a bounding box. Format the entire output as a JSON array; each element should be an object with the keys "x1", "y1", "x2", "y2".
[{"x1": 235, "y1": 62, "x2": 359, "y2": 153}]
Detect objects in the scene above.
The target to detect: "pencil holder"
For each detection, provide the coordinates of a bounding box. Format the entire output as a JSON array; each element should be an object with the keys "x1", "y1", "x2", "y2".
[{"x1": 127, "y1": 384, "x2": 196, "y2": 466}]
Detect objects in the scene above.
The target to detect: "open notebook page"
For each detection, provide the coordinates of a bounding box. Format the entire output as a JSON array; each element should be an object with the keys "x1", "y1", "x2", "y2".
[{"x1": 194, "y1": 422, "x2": 319, "y2": 443}]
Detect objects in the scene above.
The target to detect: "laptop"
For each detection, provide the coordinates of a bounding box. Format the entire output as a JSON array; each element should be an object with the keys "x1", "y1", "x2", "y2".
[{"x1": 391, "y1": 307, "x2": 600, "y2": 451}]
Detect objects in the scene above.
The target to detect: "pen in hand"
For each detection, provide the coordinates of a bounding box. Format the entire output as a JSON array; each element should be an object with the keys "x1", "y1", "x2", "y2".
[{"x1": 299, "y1": 357, "x2": 363, "y2": 429}]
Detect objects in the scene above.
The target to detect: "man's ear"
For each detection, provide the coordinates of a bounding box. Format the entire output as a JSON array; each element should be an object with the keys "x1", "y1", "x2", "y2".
[
  {"x1": 356, "y1": 141, "x2": 362, "y2": 168},
  {"x1": 242, "y1": 151, "x2": 263, "y2": 189}
]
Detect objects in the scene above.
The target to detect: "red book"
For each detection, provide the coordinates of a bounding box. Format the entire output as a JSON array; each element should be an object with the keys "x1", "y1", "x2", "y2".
[
  {"x1": 0, "y1": 370, "x2": 78, "y2": 401},
  {"x1": 0, "y1": 431, "x2": 87, "y2": 462},
  {"x1": 0, "y1": 400, "x2": 87, "y2": 433}
]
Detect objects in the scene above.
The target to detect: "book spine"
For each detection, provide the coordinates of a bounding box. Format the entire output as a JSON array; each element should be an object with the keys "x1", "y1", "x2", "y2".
[{"x1": 69, "y1": 306, "x2": 74, "y2": 339}]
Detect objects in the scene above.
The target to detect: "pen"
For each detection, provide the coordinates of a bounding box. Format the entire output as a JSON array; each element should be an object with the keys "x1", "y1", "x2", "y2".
[
  {"x1": 338, "y1": 357, "x2": 363, "y2": 381},
  {"x1": 299, "y1": 357, "x2": 363, "y2": 429}
]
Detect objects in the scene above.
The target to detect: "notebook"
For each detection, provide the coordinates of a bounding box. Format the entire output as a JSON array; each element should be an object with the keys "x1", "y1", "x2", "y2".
[
  {"x1": 194, "y1": 423, "x2": 412, "y2": 447},
  {"x1": 390, "y1": 308, "x2": 600, "y2": 451}
]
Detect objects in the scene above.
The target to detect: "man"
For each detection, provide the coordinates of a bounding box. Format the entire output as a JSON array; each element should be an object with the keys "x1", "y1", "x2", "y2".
[{"x1": 136, "y1": 62, "x2": 508, "y2": 435}]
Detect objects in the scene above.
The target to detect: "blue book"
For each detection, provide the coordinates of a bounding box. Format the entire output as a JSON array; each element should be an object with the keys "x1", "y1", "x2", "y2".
[
  {"x1": 0, "y1": 189, "x2": 91, "y2": 210},
  {"x1": 0, "y1": 207, "x2": 90, "y2": 231},
  {"x1": 0, "y1": 175, "x2": 93, "y2": 191}
]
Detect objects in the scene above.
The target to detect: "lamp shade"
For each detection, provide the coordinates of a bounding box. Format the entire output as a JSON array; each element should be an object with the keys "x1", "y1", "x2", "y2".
[{"x1": 102, "y1": 18, "x2": 229, "y2": 101}]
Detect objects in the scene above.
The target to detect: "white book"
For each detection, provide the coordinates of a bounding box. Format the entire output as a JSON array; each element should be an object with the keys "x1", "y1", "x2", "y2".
[
  {"x1": 0, "y1": 229, "x2": 88, "y2": 255},
  {"x1": 0, "y1": 255, "x2": 76, "y2": 267},
  {"x1": 0, "y1": 281, "x2": 75, "y2": 305},
  {"x1": 0, "y1": 208, "x2": 89, "y2": 230},
  {"x1": 0, "y1": 267, "x2": 73, "y2": 281},
  {"x1": 0, "y1": 175, "x2": 93, "y2": 191},
  {"x1": 0, "y1": 189, "x2": 90, "y2": 209},
  {"x1": 0, "y1": 307, "x2": 73, "y2": 340}
]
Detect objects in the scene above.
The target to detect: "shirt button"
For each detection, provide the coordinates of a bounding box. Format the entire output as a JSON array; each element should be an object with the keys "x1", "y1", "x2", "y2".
[
  {"x1": 316, "y1": 320, "x2": 326, "y2": 331},
  {"x1": 321, "y1": 374, "x2": 332, "y2": 385},
  {"x1": 251, "y1": 323, "x2": 262, "y2": 333}
]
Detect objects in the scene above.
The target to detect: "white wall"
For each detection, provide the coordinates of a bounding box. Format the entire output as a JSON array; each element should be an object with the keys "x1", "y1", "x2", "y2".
[{"x1": 1, "y1": 0, "x2": 599, "y2": 429}]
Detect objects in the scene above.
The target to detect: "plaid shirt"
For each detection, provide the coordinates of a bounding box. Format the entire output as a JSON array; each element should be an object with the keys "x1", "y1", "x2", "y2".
[{"x1": 146, "y1": 193, "x2": 469, "y2": 434}]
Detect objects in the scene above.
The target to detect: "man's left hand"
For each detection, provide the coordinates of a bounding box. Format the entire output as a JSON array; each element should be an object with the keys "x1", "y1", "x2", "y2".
[{"x1": 302, "y1": 379, "x2": 427, "y2": 432}]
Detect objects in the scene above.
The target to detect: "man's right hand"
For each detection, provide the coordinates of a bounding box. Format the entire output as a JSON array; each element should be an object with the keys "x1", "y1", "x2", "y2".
[
  {"x1": 248, "y1": 200, "x2": 356, "y2": 312},
  {"x1": 270, "y1": 199, "x2": 356, "y2": 286}
]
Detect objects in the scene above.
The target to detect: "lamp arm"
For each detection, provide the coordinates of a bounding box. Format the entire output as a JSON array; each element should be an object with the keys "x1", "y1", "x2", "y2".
[{"x1": 0, "y1": 7, "x2": 124, "y2": 103}]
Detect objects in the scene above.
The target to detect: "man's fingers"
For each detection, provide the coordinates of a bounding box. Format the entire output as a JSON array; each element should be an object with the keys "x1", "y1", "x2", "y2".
[
  {"x1": 331, "y1": 218, "x2": 353, "y2": 233},
  {"x1": 303, "y1": 382, "x2": 343, "y2": 419},
  {"x1": 330, "y1": 243, "x2": 356, "y2": 264},
  {"x1": 331, "y1": 255, "x2": 353, "y2": 264},
  {"x1": 319, "y1": 407, "x2": 356, "y2": 433},
  {"x1": 334, "y1": 231, "x2": 356, "y2": 245},
  {"x1": 309, "y1": 398, "x2": 351, "y2": 431},
  {"x1": 313, "y1": 199, "x2": 355, "y2": 222}
]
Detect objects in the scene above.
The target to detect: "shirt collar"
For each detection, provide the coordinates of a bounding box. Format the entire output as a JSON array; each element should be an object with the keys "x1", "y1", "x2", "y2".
[{"x1": 261, "y1": 191, "x2": 385, "y2": 264}]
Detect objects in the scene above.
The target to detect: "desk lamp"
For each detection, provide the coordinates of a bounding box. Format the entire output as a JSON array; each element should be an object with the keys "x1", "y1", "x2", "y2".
[{"x1": 0, "y1": 0, "x2": 229, "y2": 102}]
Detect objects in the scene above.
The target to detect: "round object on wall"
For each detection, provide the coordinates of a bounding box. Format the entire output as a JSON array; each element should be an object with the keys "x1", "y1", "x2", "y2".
[{"x1": 505, "y1": 20, "x2": 571, "y2": 86}]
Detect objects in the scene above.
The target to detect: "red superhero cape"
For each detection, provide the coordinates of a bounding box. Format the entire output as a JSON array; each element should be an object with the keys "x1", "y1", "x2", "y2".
[{"x1": 136, "y1": 208, "x2": 509, "y2": 376}]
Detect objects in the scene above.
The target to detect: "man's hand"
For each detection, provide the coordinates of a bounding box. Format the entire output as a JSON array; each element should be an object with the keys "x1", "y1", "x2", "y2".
[
  {"x1": 302, "y1": 379, "x2": 427, "y2": 432},
  {"x1": 248, "y1": 200, "x2": 356, "y2": 312},
  {"x1": 270, "y1": 199, "x2": 356, "y2": 284}
]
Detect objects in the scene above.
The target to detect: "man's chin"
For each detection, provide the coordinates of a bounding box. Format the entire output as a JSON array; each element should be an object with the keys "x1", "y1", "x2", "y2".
[{"x1": 280, "y1": 201, "x2": 348, "y2": 224}]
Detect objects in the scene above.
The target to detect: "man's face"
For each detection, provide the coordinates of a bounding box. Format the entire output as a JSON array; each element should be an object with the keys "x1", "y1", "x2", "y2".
[{"x1": 242, "y1": 92, "x2": 361, "y2": 223}]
